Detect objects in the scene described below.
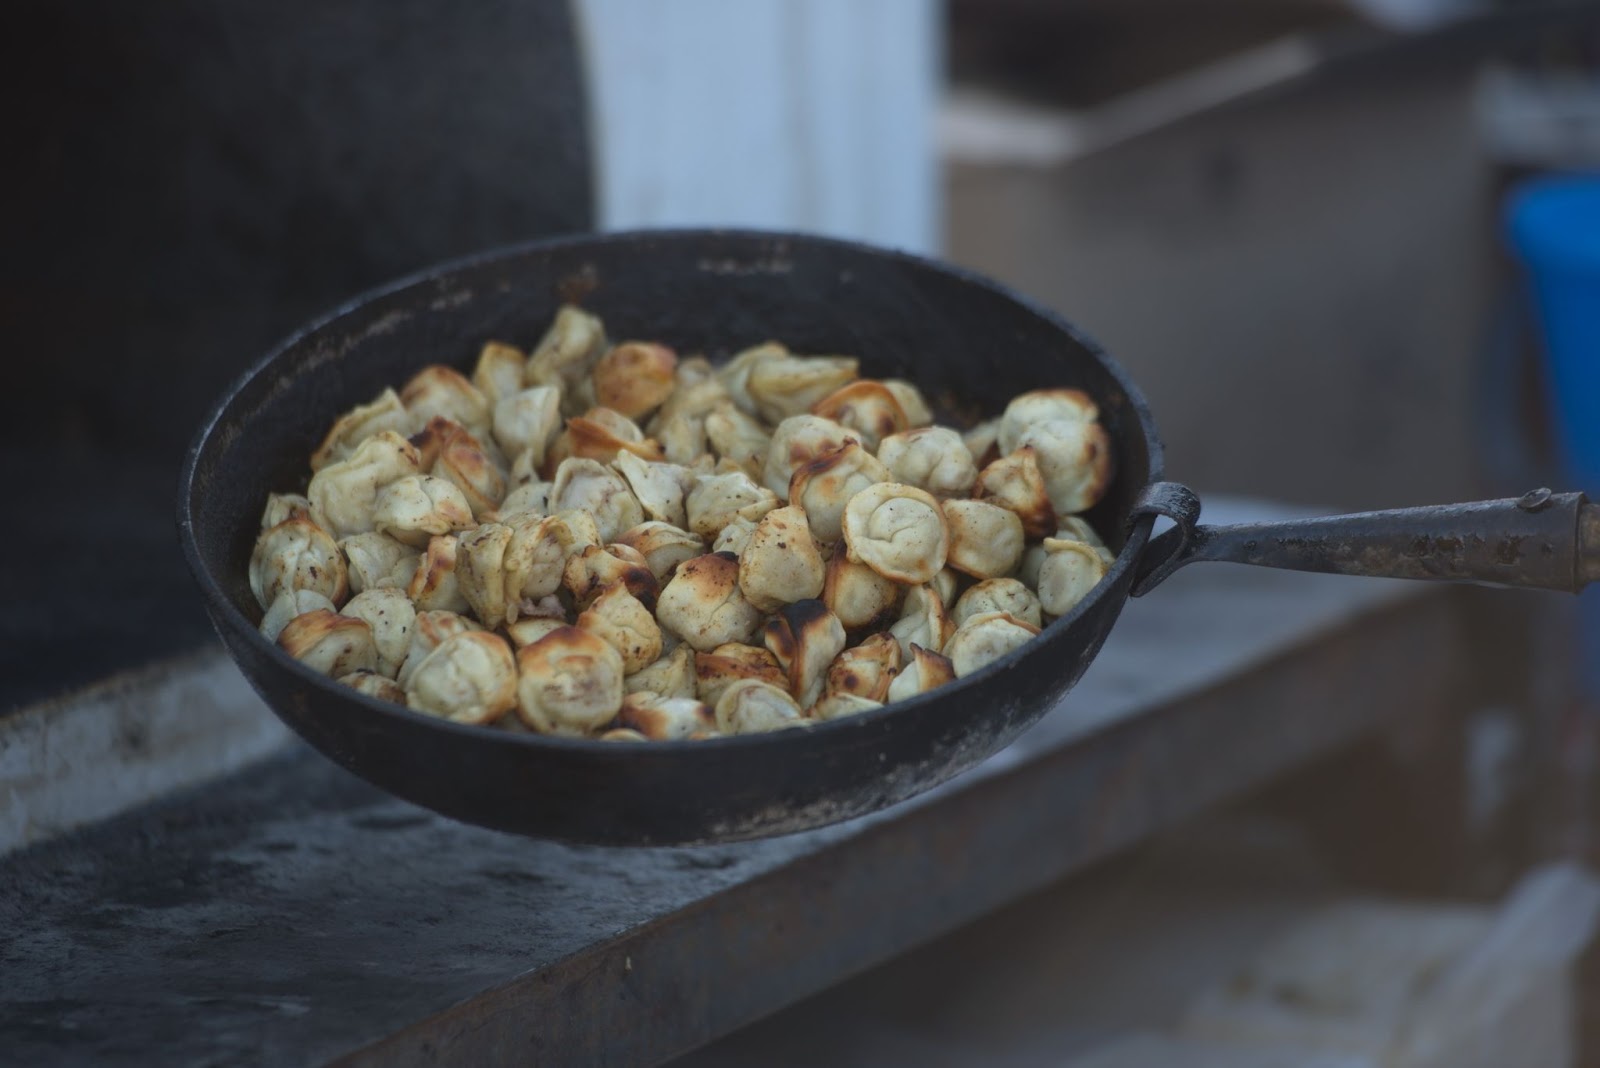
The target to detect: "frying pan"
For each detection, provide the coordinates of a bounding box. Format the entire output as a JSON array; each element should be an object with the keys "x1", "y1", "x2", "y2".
[{"x1": 178, "y1": 230, "x2": 1600, "y2": 846}]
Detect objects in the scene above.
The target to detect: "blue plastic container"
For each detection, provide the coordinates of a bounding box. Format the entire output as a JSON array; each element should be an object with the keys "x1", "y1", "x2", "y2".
[
  {"x1": 1507, "y1": 173, "x2": 1600, "y2": 695},
  {"x1": 1507, "y1": 174, "x2": 1600, "y2": 485}
]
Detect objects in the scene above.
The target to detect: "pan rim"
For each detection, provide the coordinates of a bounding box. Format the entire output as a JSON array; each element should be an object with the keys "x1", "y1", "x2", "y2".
[{"x1": 177, "y1": 226, "x2": 1165, "y2": 754}]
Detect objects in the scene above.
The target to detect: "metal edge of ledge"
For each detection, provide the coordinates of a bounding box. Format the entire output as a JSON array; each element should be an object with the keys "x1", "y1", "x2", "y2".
[
  {"x1": 940, "y1": 5, "x2": 1600, "y2": 169},
  {"x1": 0, "y1": 647, "x2": 291, "y2": 857}
]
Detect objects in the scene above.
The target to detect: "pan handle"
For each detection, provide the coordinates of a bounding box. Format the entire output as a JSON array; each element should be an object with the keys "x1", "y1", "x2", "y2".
[{"x1": 1129, "y1": 482, "x2": 1600, "y2": 597}]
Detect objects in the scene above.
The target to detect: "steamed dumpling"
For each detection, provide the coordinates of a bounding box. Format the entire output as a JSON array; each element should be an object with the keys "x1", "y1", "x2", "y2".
[
  {"x1": 841, "y1": 482, "x2": 949, "y2": 585},
  {"x1": 876, "y1": 427, "x2": 977, "y2": 500}
]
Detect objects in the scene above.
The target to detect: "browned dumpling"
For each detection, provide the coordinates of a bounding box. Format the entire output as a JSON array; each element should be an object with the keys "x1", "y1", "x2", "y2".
[
  {"x1": 953, "y1": 578, "x2": 1042, "y2": 629},
  {"x1": 710, "y1": 515, "x2": 759, "y2": 557},
  {"x1": 549, "y1": 458, "x2": 644, "y2": 543},
  {"x1": 594, "y1": 341, "x2": 678, "y2": 420},
  {"x1": 562, "y1": 543, "x2": 659, "y2": 609},
  {"x1": 405, "y1": 415, "x2": 458, "y2": 471},
  {"x1": 401, "y1": 365, "x2": 492, "y2": 441},
  {"x1": 626, "y1": 643, "x2": 697, "y2": 700},
  {"x1": 883, "y1": 379, "x2": 934, "y2": 429},
  {"x1": 407, "y1": 534, "x2": 471, "y2": 614},
  {"x1": 599, "y1": 727, "x2": 649, "y2": 742},
  {"x1": 810, "y1": 380, "x2": 908, "y2": 452},
  {"x1": 888, "y1": 584, "x2": 956, "y2": 663},
  {"x1": 310, "y1": 388, "x2": 415, "y2": 471},
  {"x1": 973, "y1": 446, "x2": 1056, "y2": 539},
  {"x1": 614, "y1": 521, "x2": 706, "y2": 584},
  {"x1": 505, "y1": 617, "x2": 567, "y2": 649},
  {"x1": 685, "y1": 470, "x2": 779, "y2": 539},
  {"x1": 942, "y1": 611, "x2": 1040, "y2": 677},
  {"x1": 714, "y1": 678, "x2": 804, "y2": 735},
  {"x1": 716, "y1": 341, "x2": 788, "y2": 416},
  {"x1": 654, "y1": 552, "x2": 763, "y2": 651},
  {"x1": 841, "y1": 482, "x2": 949, "y2": 585},
  {"x1": 675, "y1": 355, "x2": 714, "y2": 385},
  {"x1": 396, "y1": 609, "x2": 481, "y2": 688},
  {"x1": 339, "y1": 588, "x2": 416, "y2": 678},
  {"x1": 1013, "y1": 418, "x2": 1113, "y2": 515},
  {"x1": 822, "y1": 552, "x2": 903, "y2": 631},
  {"x1": 1034, "y1": 536, "x2": 1109, "y2": 617},
  {"x1": 515, "y1": 626, "x2": 625, "y2": 735},
  {"x1": 576, "y1": 584, "x2": 662, "y2": 674},
  {"x1": 942, "y1": 500, "x2": 1024, "y2": 580},
  {"x1": 885, "y1": 643, "x2": 956, "y2": 702},
  {"x1": 548, "y1": 408, "x2": 665, "y2": 469},
  {"x1": 962, "y1": 418, "x2": 1001, "y2": 469},
  {"x1": 810, "y1": 693, "x2": 882, "y2": 721},
  {"x1": 278, "y1": 609, "x2": 378, "y2": 677},
  {"x1": 612, "y1": 452, "x2": 696, "y2": 528},
  {"x1": 704, "y1": 403, "x2": 770, "y2": 479},
  {"x1": 616, "y1": 692, "x2": 716, "y2": 740},
  {"x1": 763, "y1": 414, "x2": 853, "y2": 497},
  {"x1": 307, "y1": 431, "x2": 421, "y2": 539},
  {"x1": 405, "y1": 631, "x2": 518, "y2": 725},
  {"x1": 655, "y1": 360, "x2": 733, "y2": 424},
  {"x1": 694, "y1": 642, "x2": 788, "y2": 706},
  {"x1": 250, "y1": 517, "x2": 348, "y2": 610},
  {"x1": 372, "y1": 475, "x2": 475, "y2": 548},
  {"x1": 876, "y1": 427, "x2": 977, "y2": 500},
  {"x1": 492, "y1": 480, "x2": 552, "y2": 523},
  {"x1": 655, "y1": 411, "x2": 709, "y2": 467},
  {"x1": 431, "y1": 425, "x2": 506, "y2": 519},
  {"x1": 259, "y1": 590, "x2": 337, "y2": 643},
  {"x1": 788, "y1": 440, "x2": 891, "y2": 544},
  {"x1": 340, "y1": 532, "x2": 421, "y2": 594},
  {"x1": 338, "y1": 670, "x2": 408, "y2": 705},
  {"x1": 747, "y1": 353, "x2": 858, "y2": 423},
  {"x1": 1055, "y1": 517, "x2": 1115, "y2": 566},
  {"x1": 762, "y1": 599, "x2": 847, "y2": 708},
  {"x1": 456, "y1": 523, "x2": 515, "y2": 626},
  {"x1": 526, "y1": 304, "x2": 607, "y2": 413},
  {"x1": 823, "y1": 632, "x2": 902, "y2": 702},
  {"x1": 503, "y1": 509, "x2": 603, "y2": 604},
  {"x1": 492, "y1": 385, "x2": 562, "y2": 468},
  {"x1": 260, "y1": 493, "x2": 325, "y2": 531},
  {"x1": 738, "y1": 506, "x2": 825, "y2": 613},
  {"x1": 472, "y1": 340, "x2": 528, "y2": 405},
  {"x1": 996, "y1": 388, "x2": 1099, "y2": 455}
]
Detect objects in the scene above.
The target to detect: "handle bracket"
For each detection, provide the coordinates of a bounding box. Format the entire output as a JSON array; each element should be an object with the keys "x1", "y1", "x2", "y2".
[{"x1": 1128, "y1": 481, "x2": 1202, "y2": 597}]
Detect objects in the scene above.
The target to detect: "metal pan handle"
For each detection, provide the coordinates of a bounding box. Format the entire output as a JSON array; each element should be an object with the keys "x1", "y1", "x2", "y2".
[{"x1": 1129, "y1": 482, "x2": 1600, "y2": 597}]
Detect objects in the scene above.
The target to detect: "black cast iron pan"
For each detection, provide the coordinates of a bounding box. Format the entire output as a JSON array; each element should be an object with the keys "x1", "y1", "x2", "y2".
[{"x1": 178, "y1": 230, "x2": 1600, "y2": 846}]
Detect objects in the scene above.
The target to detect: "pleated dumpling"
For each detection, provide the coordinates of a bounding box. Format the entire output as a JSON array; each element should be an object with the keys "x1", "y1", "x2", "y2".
[
  {"x1": 514, "y1": 626, "x2": 625, "y2": 736},
  {"x1": 841, "y1": 482, "x2": 949, "y2": 585}
]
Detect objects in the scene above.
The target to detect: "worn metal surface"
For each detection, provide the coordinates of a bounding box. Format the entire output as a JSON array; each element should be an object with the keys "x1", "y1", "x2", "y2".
[
  {"x1": 1137, "y1": 483, "x2": 1597, "y2": 595},
  {"x1": 178, "y1": 230, "x2": 1161, "y2": 846},
  {"x1": 0, "y1": 554, "x2": 1449, "y2": 1067}
]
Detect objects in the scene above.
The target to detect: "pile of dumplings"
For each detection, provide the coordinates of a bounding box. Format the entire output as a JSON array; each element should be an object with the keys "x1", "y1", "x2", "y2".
[{"x1": 248, "y1": 305, "x2": 1115, "y2": 741}]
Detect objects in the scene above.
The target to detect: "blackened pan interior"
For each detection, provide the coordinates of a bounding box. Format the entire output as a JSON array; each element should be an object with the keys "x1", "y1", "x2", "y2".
[{"x1": 179, "y1": 230, "x2": 1163, "y2": 845}]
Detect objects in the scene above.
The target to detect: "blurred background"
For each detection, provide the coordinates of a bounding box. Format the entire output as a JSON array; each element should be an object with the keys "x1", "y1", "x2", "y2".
[{"x1": 9, "y1": 0, "x2": 1600, "y2": 1062}]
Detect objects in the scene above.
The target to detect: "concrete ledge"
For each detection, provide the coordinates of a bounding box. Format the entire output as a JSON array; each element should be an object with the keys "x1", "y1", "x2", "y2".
[{"x1": 0, "y1": 648, "x2": 289, "y2": 855}]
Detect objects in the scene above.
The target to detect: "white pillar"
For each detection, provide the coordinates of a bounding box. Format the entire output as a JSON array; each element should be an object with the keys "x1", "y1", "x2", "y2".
[{"x1": 575, "y1": 0, "x2": 942, "y2": 254}]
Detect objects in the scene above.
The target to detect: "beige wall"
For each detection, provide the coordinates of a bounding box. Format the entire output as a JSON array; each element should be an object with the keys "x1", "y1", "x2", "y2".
[{"x1": 947, "y1": 63, "x2": 1494, "y2": 511}]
